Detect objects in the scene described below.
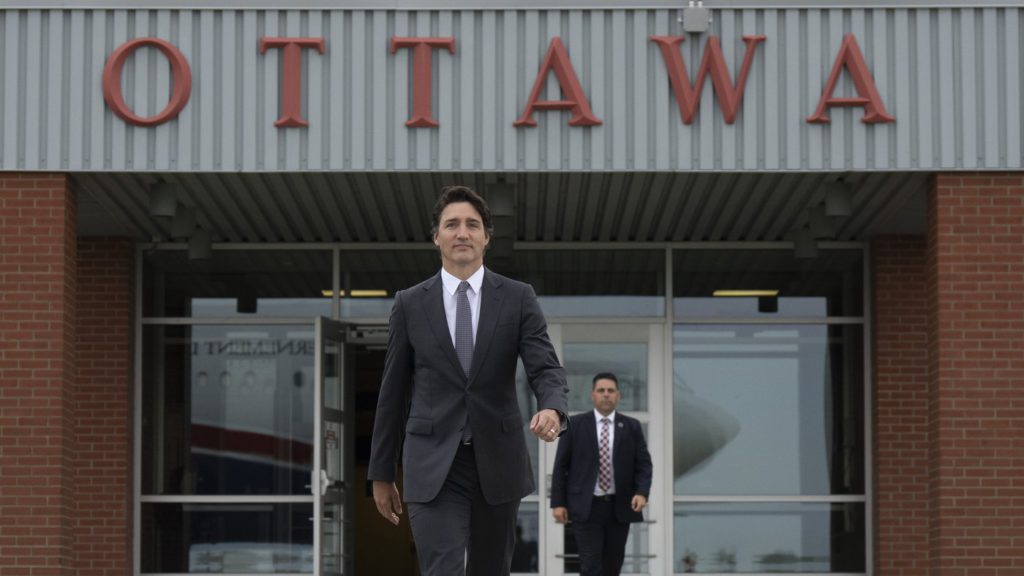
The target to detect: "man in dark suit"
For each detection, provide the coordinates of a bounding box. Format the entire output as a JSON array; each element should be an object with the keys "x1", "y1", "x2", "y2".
[
  {"x1": 368, "y1": 185, "x2": 568, "y2": 576},
  {"x1": 551, "y1": 372, "x2": 653, "y2": 576}
]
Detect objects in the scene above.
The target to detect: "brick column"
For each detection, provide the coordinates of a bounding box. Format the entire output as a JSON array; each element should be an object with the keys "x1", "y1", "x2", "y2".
[
  {"x1": 927, "y1": 173, "x2": 1024, "y2": 575},
  {"x1": 76, "y1": 239, "x2": 134, "y2": 576},
  {"x1": 872, "y1": 235, "x2": 930, "y2": 575},
  {"x1": 0, "y1": 173, "x2": 77, "y2": 576}
]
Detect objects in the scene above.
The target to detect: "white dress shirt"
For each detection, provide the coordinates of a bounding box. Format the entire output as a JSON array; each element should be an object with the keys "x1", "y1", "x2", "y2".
[
  {"x1": 594, "y1": 409, "x2": 616, "y2": 495},
  {"x1": 440, "y1": 266, "x2": 484, "y2": 346}
]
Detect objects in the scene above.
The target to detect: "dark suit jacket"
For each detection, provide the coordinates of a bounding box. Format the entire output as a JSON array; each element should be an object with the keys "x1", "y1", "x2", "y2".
[
  {"x1": 550, "y1": 411, "x2": 653, "y2": 524},
  {"x1": 368, "y1": 268, "x2": 568, "y2": 505}
]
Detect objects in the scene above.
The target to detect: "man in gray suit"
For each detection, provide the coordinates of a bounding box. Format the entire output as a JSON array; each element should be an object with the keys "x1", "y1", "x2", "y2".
[{"x1": 369, "y1": 185, "x2": 568, "y2": 576}]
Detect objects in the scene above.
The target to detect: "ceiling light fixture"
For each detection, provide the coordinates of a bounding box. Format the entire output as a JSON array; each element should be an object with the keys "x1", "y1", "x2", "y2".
[
  {"x1": 321, "y1": 289, "x2": 389, "y2": 298},
  {"x1": 713, "y1": 290, "x2": 780, "y2": 297}
]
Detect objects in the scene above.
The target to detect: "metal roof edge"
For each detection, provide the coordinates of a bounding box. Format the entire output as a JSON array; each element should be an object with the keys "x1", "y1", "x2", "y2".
[{"x1": 3, "y1": 1, "x2": 1021, "y2": 11}]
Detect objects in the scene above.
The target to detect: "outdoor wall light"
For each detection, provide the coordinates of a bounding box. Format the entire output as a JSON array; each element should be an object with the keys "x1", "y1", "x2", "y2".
[
  {"x1": 148, "y1": 181, "x2": 178, "y2": 218},
  {"x1": 171, "y1": 204, "x2": 197, "y2": 239},
  {"x1": 793, "y1": 226, "x2": 818, "y2": 259},
  {"x1": 808, "y1": 204, "x2": 835, "y2": 238},
  {"x1": 188, "y1": 228, "x2": 212, "y2": 260},
  {"x1": 826, "y1": 179, "x2": 853, "y2": 217}
]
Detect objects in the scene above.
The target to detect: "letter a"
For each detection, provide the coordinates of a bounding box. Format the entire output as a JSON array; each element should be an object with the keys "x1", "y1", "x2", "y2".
[
  {"x1": 807, "y1": 33, "x2": 894, "y2": 124},
  {"x1": 514, "y1": 37, "x2": 601, "y2": 127}
]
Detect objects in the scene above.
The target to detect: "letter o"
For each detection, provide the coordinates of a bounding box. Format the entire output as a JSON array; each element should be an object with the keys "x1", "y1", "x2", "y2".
[{"x1": 102, "y1": 38, "x2": 192, "y2": 127}]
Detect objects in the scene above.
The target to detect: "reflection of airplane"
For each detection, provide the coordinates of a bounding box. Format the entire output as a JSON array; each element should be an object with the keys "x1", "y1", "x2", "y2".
[{"x1": 674, "y1": 375, "x2": 741, "y2": 477}]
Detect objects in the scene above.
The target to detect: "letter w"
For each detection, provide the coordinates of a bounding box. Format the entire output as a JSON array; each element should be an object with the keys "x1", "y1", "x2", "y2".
[{"x1": 651, "y1": 35, "x2": 765, "y2": 124}]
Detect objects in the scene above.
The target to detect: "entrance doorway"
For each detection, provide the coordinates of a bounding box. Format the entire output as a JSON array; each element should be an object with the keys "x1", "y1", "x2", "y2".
[{"x1": 348, "y1": 332, "x2": 418, "y2": 575}]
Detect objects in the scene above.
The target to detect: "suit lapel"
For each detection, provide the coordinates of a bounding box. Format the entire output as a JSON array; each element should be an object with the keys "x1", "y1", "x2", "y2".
[
  {"x1": 583, "y1": 411, "x2": 598, "y2": 452},
  {"x1": 422, "y1": 273, "x2": 466, "y2": 380},
  {"x1": 613, "y1": 415, "x2": 625, "y2": 457},
  {"x1": 468, "y1": 269, "x2": 505, "y2": 385}
]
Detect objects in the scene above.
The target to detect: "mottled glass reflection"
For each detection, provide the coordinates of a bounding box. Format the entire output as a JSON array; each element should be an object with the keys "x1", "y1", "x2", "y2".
[
  {"x1": 673, "y1": 503, "x2": 865, "y2": 573},
  {"x1": 672, "y1": 250, "x2": 864, "y2": 318},
  {"x1": 512, "y1": 503, "x2": 540, "y2": 573},
  {"x1": 141, "y1": 503, "x2": 314, "y2": 573},
  {"x1": 563, "y1": 342, "x2": 648, "y2": 412},
  {"x1": 142, "y1": 325, "x2": 315, "y2": 495},
  {"x1": 672, "y1": 325, "x2": 864, "y2": 495},
  {"x1": 143, "y1": 250, "x2": 332, "y2": 318}
]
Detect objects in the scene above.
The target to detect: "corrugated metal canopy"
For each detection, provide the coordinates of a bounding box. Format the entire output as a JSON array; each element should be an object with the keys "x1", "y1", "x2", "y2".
[{"x1": 74, "y1": 171, "x2": 928, "y2": 243}]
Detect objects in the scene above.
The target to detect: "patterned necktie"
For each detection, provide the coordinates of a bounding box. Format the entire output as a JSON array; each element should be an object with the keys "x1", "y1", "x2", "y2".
[
  {"x1": 598, "y1": 418, "x2": 612, "y2": 493},
  {"x1": 455, "y1": 281, "x2": 473, "y2": 376},
  {"x1": 455, "y1": 281, "x2": 474, "y2": 443}
]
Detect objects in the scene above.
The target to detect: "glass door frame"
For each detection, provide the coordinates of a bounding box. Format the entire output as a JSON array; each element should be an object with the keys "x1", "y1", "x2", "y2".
[
  {"x1": 531, "y1": 321, "x2": 668, "y2": 576},
  {"x1": 133, "y1": 315, "x2": 354, "y2": 576},
  {"x1": 313, "y1": 317, "x2": 353, "y2": 575}
]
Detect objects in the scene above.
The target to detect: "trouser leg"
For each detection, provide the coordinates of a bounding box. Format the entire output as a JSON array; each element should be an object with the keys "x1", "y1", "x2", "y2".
[
  {"x1": 465, "y1": 484, "x2": 519, "y2": 576},
  {"x1": 407, "y1": 445, "x2": 476, "y2": 576},
  {"x1": 602, "y1": 521, "x2": 631, "y2": 576}
]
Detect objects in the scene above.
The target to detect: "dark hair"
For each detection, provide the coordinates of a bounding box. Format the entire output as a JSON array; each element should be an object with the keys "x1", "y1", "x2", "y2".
[
  {"x1": 592, "y1": 372, "x2": 619, "y2": 390},
  {"x1": 430, "y1": 185, "x2": 493, "y2": 238}
]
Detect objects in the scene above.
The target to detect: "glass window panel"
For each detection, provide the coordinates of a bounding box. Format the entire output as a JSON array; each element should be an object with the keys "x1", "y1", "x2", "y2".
[
  {"x1": 673, "y1": 325, "x2": 864, "y2": 496},
  {"x1": 673, "y1": 250, "x2": 863, "y2": 318},
  {"x1": 338, "y1": 250, "x2": 438, "y2": 318},
  {"x1": 562, "y1": 520, "x2": 649, "y2": 574},
  {"x1": 140, "y1": 503, "x2": 313, "y2": 573},
  {"x1": 511, "y1": 503, "x2": 540, "y2": 574},
  {"x1": 673, "y1": 502, "x2": 866, "y2": 573},
  {"x1": 142, "y1": 325, "x2": 315, "y2": 495},
  {"x1": 336, "y1": 249, "x2": 666, "y2": 318},
  {"x1": 509, "y1": 250, "x2": 666, "y2": 317},
  {"x1": 563, "y1": 342, "x2": 648, "y2": 412},
  {"x1": 143, "y1": 250, "x2": 331, "y2": 318}
]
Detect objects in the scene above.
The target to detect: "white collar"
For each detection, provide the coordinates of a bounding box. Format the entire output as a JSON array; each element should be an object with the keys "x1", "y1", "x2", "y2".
[
  {"x1": 594, "y1": 409, "x2": 616, "y2": 423},
  {"x1": 441, "y1": 266, "x2": 485, "y2": 296}
]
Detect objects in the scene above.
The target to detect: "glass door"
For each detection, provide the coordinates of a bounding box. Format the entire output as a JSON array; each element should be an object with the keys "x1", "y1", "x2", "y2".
[
  {"x1": 527, "y1": 323, "x2": 665, "y2": 576},
  {"x1": 314, "y1": 318, "x2": 353, "y2": 575}
]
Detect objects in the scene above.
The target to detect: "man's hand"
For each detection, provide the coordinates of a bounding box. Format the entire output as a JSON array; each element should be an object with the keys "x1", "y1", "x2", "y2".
[
  {"x1": 631, "y1": 494, "x2": 647, "y2": 512},
  {"x1": 530, "y1": 408, "x2": 561, "y2": 442},
  {"x1": 552, "y1": 506, "x2": 569, "y2": 524},
  {"x1": 372, "y1": 481, "x2": 403, "y2": 526}
]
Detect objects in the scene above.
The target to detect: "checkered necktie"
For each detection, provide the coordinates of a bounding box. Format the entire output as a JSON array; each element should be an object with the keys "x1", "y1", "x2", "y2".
[
  {"x1": 598, "y1": 417, "x2": 612, "y2": 493},
  {"x1": 455, "y1": 281, "x2": 474, "y2": 376},
  {"x1": 455, "y1": 281, "x2": 474, "y2": 443}
]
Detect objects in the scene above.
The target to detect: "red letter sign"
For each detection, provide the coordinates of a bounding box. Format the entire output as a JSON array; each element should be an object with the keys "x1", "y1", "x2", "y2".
[
  {"x1": 651, "y1": 35, "x2": 765, "y2": 125},
  {"x1": 807, "y1": 33, "x2": 894, "y2": 124},
  {"x1": 103, "y1": 38, "x2": 192, "y2": 127},
  {"x1": 390, "y1": 37, "x2": 457, "y2": 128},
  {"x1": 259, "y1": 38, "x2": 326, "y2": 128},
  {"x1": 514, "y1": 37, "x2": 601, "y2": 127}
]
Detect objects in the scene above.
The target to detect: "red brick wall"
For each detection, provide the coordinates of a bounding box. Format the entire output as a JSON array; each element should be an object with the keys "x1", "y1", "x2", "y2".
[
  {"x1": 0, "y1": 173, "x2": 77, "y2": 576},
  {"x1": 76, "y1": 239, "x2": 134, "y2": 576},
  {"x1": 873, "y1": 235, "x2": 931, "y2": 575},
  {"x1": 927, "y1": 173, "x2": 1024, "y2": 575}
]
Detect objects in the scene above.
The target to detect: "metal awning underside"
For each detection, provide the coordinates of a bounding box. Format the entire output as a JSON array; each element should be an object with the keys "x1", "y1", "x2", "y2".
[{"x1": 75, "y1": 171, "x2": 928, "y2": 244}]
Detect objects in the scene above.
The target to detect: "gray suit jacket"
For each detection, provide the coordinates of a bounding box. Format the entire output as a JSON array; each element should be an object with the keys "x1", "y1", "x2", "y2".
[{"x1": 368, "y1": 268, "x2": 568, "y2": 505}]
